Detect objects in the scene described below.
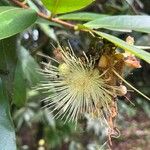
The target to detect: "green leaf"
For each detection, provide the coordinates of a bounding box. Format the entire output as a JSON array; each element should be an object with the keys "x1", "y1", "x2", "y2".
[
  {"x1": 42, "y1": 0, "x2": 95, "y2": 14},
  {"x1": 95, "y1": 31, "x2": 150, "y2": 63},
  {"x1": 0, "y1": 36, "x2": 17, "y2": 89},
  {"x1": 0, "y1": 36, "x2": 17, "y2": 141},
  {"x1": 0, "y1": 34, "x2": 27, "y2": 108},
  {"x1": 0, "y1": 6, "x2": 37, "y2": 40},
  {"x1": 18, "y1": 46, "x2": 43, "y2": 86},
  {"x1": 0, "y1": 35, "x2": 17, "y2": 149},
  {"x1": 12, "y1": 45, "x2": 44, "y2": 107},
  {"x1": 85, "y1": 15, "x2": 150, "y2": 33},
  {"x1": 36, "y1": 17, "x2": 64, "y2": 27},
  {"x1": 0, "y1": 0, "x2": 11, "y2": 6},
  {"x1": 12, "y1": 61, "x2": 27, "y2": 107},
  {"x1": 0, "y1": 79, "x2": 16, "y2": 150},
  {"x1": 58, "y1": 12, "x2": 108, "y2": 21},
  {"x1": 39, "y1": 24, "x2": 57, "y2": 41}
]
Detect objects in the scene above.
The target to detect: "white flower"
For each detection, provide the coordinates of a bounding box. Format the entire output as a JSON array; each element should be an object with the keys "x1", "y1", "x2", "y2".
[{"x1": 37, "y1": 47, "x2": 123, "y2": 124}]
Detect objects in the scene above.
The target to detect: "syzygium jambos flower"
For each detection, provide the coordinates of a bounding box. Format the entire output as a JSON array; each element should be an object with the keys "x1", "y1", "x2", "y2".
[{"x1": 36, "y1": 47, "x2": 127, "y2": 124}]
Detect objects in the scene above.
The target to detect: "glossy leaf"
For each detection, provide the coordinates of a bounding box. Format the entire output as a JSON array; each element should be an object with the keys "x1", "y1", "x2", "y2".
[
  {"x1": 85, "y1": 15, "x2": 150, "y2": 33},
  {"x1": 42, "y1": 0, "x2": 95, "y2": 14},
  {"x1": 0, "y1": 6, "x2": 37, "y2": 40},
  {"x1": 95, "y1": 31, "x2": 150, "y2": 63},
  {"x1": 0, "y1": 81, "x2": 16, "y2": 149},
  {"x1": 58, "y1": 12, "x2": 107, "y2": 21}
]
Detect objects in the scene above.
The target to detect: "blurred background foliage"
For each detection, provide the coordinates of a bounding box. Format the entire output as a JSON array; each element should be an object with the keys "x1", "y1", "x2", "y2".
[{"x1": 0, "y1": 0, "x2": 150, "y2": 150}]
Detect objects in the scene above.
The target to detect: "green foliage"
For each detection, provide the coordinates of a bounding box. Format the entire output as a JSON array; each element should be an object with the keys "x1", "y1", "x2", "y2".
[
  {"x1": 0, "y1": 36, "x2": 17, "y2": 90},
  {"x1": 95, "y1": 31, "x2": 150, "y2": 63},
  {"x1": 41, "y1": 0, "x2": 95, "y2": 14},
  {"x1": 0, "y1": 6, "x2": 37, "y2": 40},
  {"x1": 13, "y1": 46, "x2": 44, "y2": 107},
  {"x1": 0, "y1": 36, "x2": 17, "y2": 149},
  {"x1": 85, "y1": 15, "x2": 150, "y2": 33},
  {"x1": 0, "y1": 0, "x2": 150, "y2": 149},
  {"x1": 45, "y1": 121, "x2": 75, "y2": 148},
  {"x1": 0, "y1": 79, "x2": 16, "y2": 150},
  {"x1": 0, "y1": 7, "x2": 38, "y2": 147},
  {"x1": 58, "y1": 12, "x2": 108, "y2": 21},
  {"x1": 17, "y1": 46, "x2": 43, "y2": 86},
  {"x1": 0, "y1": 0, "x2": 11, "y2": 6},
  {"x1": 12, "y1": 61, "x2": 27, "y2": 107}
]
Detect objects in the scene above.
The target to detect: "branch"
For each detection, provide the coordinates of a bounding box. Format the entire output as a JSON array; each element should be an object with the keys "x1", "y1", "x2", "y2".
[{"x1": 11, "y1": 0, "x2": 75, "y2": 28}]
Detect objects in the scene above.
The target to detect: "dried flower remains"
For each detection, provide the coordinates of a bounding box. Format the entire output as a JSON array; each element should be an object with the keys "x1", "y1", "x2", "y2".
[
  {"x1": 37, "y1": 46, "x2": 127, "y2": 123},
  {"x1": 36, "y1": 37, "x2": 150, "y2": 146}
]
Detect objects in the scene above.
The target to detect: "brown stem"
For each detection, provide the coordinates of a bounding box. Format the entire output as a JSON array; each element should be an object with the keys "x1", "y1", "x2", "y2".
[
  {"x1": 51, "y1": 18, "x2": 75, "y2": 28},
  {"x1": 11, "y1": 0, "x2": 75, "y2": 28},
  {"x1": 11, "y1": 0, "x2": 28, "y2": 8}
]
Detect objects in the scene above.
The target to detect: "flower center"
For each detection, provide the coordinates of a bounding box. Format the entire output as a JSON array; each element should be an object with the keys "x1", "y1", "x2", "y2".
[{"x1": 65, "y1": 69, "x2": 99, "y2": 93}]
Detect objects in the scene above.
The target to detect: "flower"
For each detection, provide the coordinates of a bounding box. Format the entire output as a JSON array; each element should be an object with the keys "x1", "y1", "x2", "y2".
[{"x1": 37, "y1": 47, "x2": 124, "y2": 124}]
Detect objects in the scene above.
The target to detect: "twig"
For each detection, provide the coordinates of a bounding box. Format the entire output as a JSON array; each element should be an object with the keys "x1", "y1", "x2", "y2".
[
  {"x1": 11, "y1": 0, "x2": 28, "y2": 8},
  {"x1": 11, "y1": 0, "x2": 75, "y2": 28},
  {"x1": 51, "y1": 18, "x2": 75, "y2": 28}
]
